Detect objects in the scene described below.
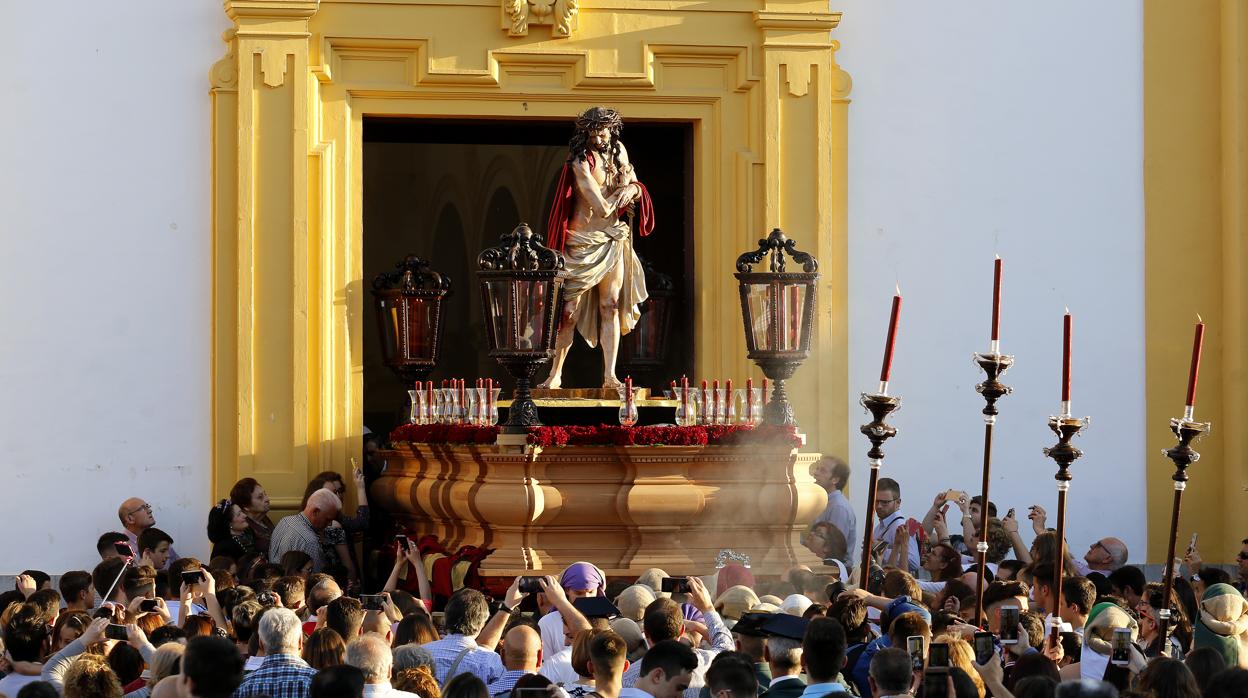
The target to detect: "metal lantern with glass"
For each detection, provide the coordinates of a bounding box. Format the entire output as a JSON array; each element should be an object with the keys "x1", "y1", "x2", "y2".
[
  {"x1": 371, "y1": 255, "x2": 452, "y2": 422},
  {"x1": 477, "y1": 223, "x2": 567, "y2": 430},
  {"x1": 734, "y1": 228, "x2": 820, "y2": 427}
]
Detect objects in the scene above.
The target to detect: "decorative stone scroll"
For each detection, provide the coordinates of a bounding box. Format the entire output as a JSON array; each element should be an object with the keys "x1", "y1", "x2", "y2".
[{"x1": 502, "y1": 0, "x2": 579, "y2": 38}]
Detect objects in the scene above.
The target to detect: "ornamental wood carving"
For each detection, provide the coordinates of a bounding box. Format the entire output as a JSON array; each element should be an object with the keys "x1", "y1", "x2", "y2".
[{"x1": 503, "y1": 0, "x2": 578, "y2": 38}]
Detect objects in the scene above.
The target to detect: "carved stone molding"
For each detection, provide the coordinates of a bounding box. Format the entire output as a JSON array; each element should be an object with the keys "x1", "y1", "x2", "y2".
[{"x1": 502, "y1": 0, "x2": 579, "y2": 38}]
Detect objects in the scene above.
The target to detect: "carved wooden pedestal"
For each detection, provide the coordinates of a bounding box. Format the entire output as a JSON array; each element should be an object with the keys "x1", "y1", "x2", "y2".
[{"x1": 372, "y1": 443, "x2": 828, "y2": 576}]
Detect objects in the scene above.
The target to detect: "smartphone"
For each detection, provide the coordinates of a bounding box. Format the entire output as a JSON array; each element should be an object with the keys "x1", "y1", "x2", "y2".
[
  {"x1": 140, "y1": 598, "x2": 160, "y2": 612},
  {"x1": 1049, "y1": 625, "x2": 1061, "y2": 651},
  {"x1": 105, "y1": 623, "x2": 129, "y2": 641},
  {"x1": 395, "y1": 534, "x2": 409, "y2": 550},
  {"x1": 180, "y1": 570, "x2": 206, "y2": 586},
  {"x1": 928, "y1": 642, "x2": 950, "y2": 670},
  {"x1": 998, "y1": 605, "x2": 1020, "y2": 644},
  {"x1": 518, "y1": 576, "x2": 544, "y2": 594},
  {"x1": 1110, "y1": 627, "x2": 1131, "y2": 666},
  {"x1": 660, "y1": 577, "x2": 692, "y2": 594},
  {"x1": 973, "y1": 631, "x2": 995, "y2": 665},
  {"x1": 1188, "y1": 532, "x2": 1199, "y2": 554},
  {"x1": 921, "y1": 670, "x2": 948, "y2": 698},
  {"x1": 867, "y1": 566, "x2": 886, "y2": 595},
  {"x1": 361, "y1": 594, "x2": 385, "y2": 611},
  {"x1": 907, "y1": 635, "x2": 925, "y2": 671},
  {"x1": 1006, "y1": 508, "x2": 1016, "y2": 519},
  {"x1": 113, "y1": 541, "x2": 133, "y2": 558}
]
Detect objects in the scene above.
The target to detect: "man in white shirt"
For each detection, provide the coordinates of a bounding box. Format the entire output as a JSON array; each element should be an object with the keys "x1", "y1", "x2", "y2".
[
  {"x1": 811, "y1": 456, "x2": 856, "y2": 562},
  {"x1": 348, "y1": 633, "x2": 420, "y2": 697},
  {"x1": 871, "y1": 478, "x2": 919, "y2": 574},
  {"x1": 622, "y1": 577, "x2": 733, "y2": 698}
]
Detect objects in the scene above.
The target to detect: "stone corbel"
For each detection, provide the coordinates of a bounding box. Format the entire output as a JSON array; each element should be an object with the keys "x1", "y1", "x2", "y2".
[{"x1": 503, "y1": 0, "x2": 578, "y2": 38}]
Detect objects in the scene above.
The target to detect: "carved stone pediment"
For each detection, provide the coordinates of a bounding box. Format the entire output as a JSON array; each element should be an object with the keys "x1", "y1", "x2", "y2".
[{"x1": 502, "y1": 0, "x2": 578, "y2": 38}]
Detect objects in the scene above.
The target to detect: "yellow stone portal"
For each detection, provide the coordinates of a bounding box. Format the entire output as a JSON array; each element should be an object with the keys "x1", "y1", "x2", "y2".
[{"x1": 210, "y1": 0, "x2": 852, "y2": 516}]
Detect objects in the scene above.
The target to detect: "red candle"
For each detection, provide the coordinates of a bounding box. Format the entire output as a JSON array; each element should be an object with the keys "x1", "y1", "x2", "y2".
[
  {"x1": 879, "y1": 289, "x2": 902, "y2": 382},
  {"x1": 1062, "y1": 310, "x2": 1072, "y2": 404},
  {"x1": 486, "y1": 378, "x2": 493, "y2": 413},
  {"x1": 1186, "y1": 316, "x2": 1205, "y2": 408},
  {"x1": 762, "y1": 378, "x2": 769, "y2": 398},
  {"x1": 712, "y1": 379, "x2": 720, "y2": 423},
  {"x1": 991, "y1": 256, "x2": 1002, "y2": 343},
  {"x1": 701, "y1": 379, "x2": 708, "y2": 421},
  {"x1": 441, "y1": 379, "x2": 447, "y2": 389},
  {"x1": 625, "y1": 375, "x2": 633, "y2": 407},
  {"x1": 746, "y1": 378, "x2": 753, "y2": 422},
  {"x1": 681, "y1": 375, "x2": 689, "y2": 417}
]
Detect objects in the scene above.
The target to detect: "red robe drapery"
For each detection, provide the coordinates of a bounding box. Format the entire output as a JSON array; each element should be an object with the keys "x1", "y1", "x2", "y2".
[{"x1": 545, "y1": 152, "x2": 655, "y2": 252}]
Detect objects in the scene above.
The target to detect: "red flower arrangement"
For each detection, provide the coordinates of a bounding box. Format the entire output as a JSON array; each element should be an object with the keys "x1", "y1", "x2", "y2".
[{"x1": 389, "y1": 422, "x2": 801, "y2": 448}]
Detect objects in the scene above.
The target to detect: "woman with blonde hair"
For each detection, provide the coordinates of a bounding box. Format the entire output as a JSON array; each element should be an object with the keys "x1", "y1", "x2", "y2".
[
  {"x1": 127, "y1": 643, "x2": 185, "y2": 698},
  {"x1": 934, "y1": 635, "x2": 985, "y2": 698},
  {"x1": 63, "y1": 653, "x2": 123, "y2": 698}
]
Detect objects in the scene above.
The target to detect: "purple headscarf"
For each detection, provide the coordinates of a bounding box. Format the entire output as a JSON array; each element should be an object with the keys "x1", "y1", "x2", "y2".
[{"x1": 560, "y1": 561, "x2": 606, "y2": 595}]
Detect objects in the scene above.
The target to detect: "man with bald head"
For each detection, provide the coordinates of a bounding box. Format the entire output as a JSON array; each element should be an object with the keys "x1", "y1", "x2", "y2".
[
  {"x1": 117, "y1": 497, "x2": 178, "y2": 570},
  {"x1": 1076, "y1": 536, "x2": 1128, "y2": 575},
  {"x1": 269, "y1": 488, "x2": 341, "y2": 573},
  {"x1": 488, "y1": 625, "x2": 543, "y2": 697}
]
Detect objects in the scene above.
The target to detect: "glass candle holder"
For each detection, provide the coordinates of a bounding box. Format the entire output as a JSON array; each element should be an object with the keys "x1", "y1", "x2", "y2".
[
  {"x1": 741, "y1": 387, "x2": 764, "y2": 426},
  {"x1": 617, "y1": 385, "x2": 639, "y2": 427},
  {"x1": 672, "y1": 388, "x2": 698, "y2": 427}
]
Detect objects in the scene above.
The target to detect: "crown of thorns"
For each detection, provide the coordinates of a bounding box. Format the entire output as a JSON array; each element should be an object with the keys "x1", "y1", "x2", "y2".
[{"x1": 576, "y1": 107, "x2": 622, "y2": 132}]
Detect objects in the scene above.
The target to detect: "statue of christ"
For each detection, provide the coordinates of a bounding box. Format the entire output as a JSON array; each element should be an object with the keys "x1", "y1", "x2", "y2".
[{"x1": 539, "y1": 107, "x2": 655, "y2": 389}]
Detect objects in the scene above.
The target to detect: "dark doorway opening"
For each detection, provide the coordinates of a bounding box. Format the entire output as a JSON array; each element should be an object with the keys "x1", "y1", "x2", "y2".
[{"x1": 362, "y1": 117, "x2": 693, "y2": 434}]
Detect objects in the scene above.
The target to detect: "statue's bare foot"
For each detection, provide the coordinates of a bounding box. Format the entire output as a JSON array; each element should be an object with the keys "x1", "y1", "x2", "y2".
[
  {"x1": 538, "y1": 376, "x2": 562, "y2": 389},
  {"x1": 602, "y1": 376, "x2": 624, "y2": 390}
]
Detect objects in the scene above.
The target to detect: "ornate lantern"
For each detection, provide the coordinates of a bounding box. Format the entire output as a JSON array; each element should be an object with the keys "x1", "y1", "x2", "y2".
[
  {"x1": 371, "y1": 255, "x2": 451, "y2": 388},
  {"x1": 734, "y1": 228, "x2": 820, "y2": 426},
  {"x1": 619, "y1": 255, "x2": 675, "y2": 378},
  {"x1": 477, "y1": 223, "x2": 566, "y2": 430}
]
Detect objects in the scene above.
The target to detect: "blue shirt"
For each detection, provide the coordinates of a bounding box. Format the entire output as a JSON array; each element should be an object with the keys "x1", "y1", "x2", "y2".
[
  {"x1": 423, "y1": 634, "x2": 506, "y2": 685},
  {"x1": 488, "y1": 670, "x2": 532, "y2": 697},
  {"x1": 233, "y1": 653, "x2": 317, "y2": 698}
]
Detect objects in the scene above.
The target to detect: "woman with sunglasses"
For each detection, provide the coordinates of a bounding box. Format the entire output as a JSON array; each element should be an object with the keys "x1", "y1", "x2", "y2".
[{"x1": 1136, "y1": 582, "x2": 1191, "y2": 658}]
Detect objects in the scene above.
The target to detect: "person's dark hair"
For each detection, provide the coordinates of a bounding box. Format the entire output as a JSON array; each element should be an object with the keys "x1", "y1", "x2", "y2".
[
  {"x1": 936, "y1": 580, "x2": 975, "y2": 613},
  {"x1": 1173, "y1": 576, "x2": 1199, "y2": 627},
  {"x1": 997, "y1": 559, "x2": 1027, "y2": 581},
  {"x1": 1199, "y1": 567, "x2": 1232, "y2": 587},
  {"x1": 1143, "y1": 581, "x2": 1192, "y2": 655},
  {"x1": 705, "y1": 651, "x2": 759, "y2": 698},
  {"x1": 968, "y1": 496, "x2": 997, "y2": 518},
  {"x1": 443, "y1": 588, "x2": 490, "y2": 636},
  {"x1": 59, "y1": 571, "x2": 93, "y2": 605},
  {"x1": 230, "y1": 477, "x2": 263, "y2": 511},
  {"x1": 183, "y1": 635, "x2": 245, "y2": 698},
  {"x1": 982, "y1": 580, "x2": 1029, "y2": 609},
  {"x1": 327, "y1": 596, "x2": 365, "y2": 640},
  {"x1": 802, "y1": 603, "x2": 828, "y2": 620},
  {"x1": 394, "y1": 613, "x2": 440, "y2": 646},
  {"x1": 640, "y1": 639, "x2": 698, "y2": 682},
  {"x1": 868, "y1": 647, "x2": 913, "y2": 695},
  {"x1": 1204, "y1": 667, "x2": 1248, "y2": 698},
  {"x1": 310, "y1": 664, "x2": 365, "y2": 698},
  {"x1": 1106, "y1": 566, "x2": 1146, "y2": 598},
  {"x1": 930, "y1": 611, "x2": 962, "y2": 636},
  {"x1": 567, "y1": 106, "x2": 624, "y2": 173},
  {"x1": 3, "y1": 604, "x2": 48, "y2": 662},
  {"x1": 642, "y1": 597, "x2": 684, "y2": 643},
  {"x1": 301, "y1": 474, "x2": 345, "y2": 509},
  {"x1": 15, "y1": 681, "x2": 59, "y2": 698},
  {"x1": 1060, "y1": 631, "x2": 1082, "y2": 663},
  {"x1": 389, "y1": 589, "x2": 423, "y2": 618},
  {"x1": 302, "y1": 628, "x2": 347, "y2": 669},
  {"x1": 984, "y1": 518, "x2": 1013, "y2": 563},
  {"x1": 206, "y1": 501, "x2": 239, "y2": 545},
  {"x1": 149, "y1": 624, "x2": 187, "y2": 647},
  {"x1": 1062, "y1": 577, "x2": 1097, "y2": 615},
  {"x1": 1014, "y1": 676, "x2": 1059, "y2": 698},
  {"x1": 1185, "y1": 646, "x2": 1228, "y2": 695},
  {"x1": 26, "y1": 589, "x2": 62, "y2": 624},
  {"x1": 107, "y1": 641, "x2": 145, "y2": 686},
  {"x1": 443, "y1": 672, "x2": 490, "y2": 698},
  {"x1": 588, "y1": 630, "x2": 629, "y2": 678},
  {"x1": 92, "y1": 557, "x2": 128, "y2": 601},
  {"x1": 273, "y1": 576, "x2": 306, "y2": 609},
  {"x1": 96, "y1": 532, "x2": 130, "y2": 558},
  {"x1": 1135, "y1": 657, "x2": 1200, "y2": 698},
  {"x1": 948, "y1": 667, "x2": 980, "y2": 698},
  {"x1": 511, "y1": 673, "x2": 553, "y2": 698},
  {"x1": 1020, "y1": 611, "x2": 1045, "y2": 650},
  {"x1": 138, "y1": 527, "x2": 173, "y2": 555},
  {"x1": 803, "y1": 616, "x2": 848, "y2": 684},
  {"x1": 230, "y1": 600, "x2": 263, "y2": 643},
  {"x1": 1007, "y1": 652, "x2": 1060, "y2": 690},
  {"x1": 1054, "y1": 679, "x2": 1120, "y2": 698},
  {"x1": 52, "y1": 611, "x2": 91, "y2": 652},
  {"x1": 280, "y1": 551, "x2": 313, "y2": 577},
  {"x1": 927, "y1": 543, "x2": 964, "y2": 583},
  {"x1": 18, "y1": 570, "x2": 51, "y2": 590},
  {"x1": 122, "y1": 566, "x2": 156, "y2": 601},
  {"x1": 1085, "y1": 572, "x2": 1113, "y2": 598},
  {"x1": 167, "y1": 557, "x2": 204, "y2": 598},
  {"x1": 877, "y1": 477, "x2": 901, "y2": 498},
  {"x1": 887, "y1": 612, "x2": 929, "y2": 648}
]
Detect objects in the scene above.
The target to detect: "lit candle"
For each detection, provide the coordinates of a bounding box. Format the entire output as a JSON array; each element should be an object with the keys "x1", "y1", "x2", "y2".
[
  {"x1": 701, "y1": 379, "x2": 708, "y2": 425},
  {"x1": 878, "y1": 286, "x2": 902, "y2": 394},
  {"x1": 681, "y1": 375, "x2": 689, "y2": 423},
  {"x1": 712, "y1": 379, "x2": 720, "y2": 424},
  {"x1": 625, "y1": 375, "x2": 633, "y2": 409},
  {"x1": 991, "y1": 256, "x2": 1002, "y2": 354},
  {"x1": 1185, "y1": 315, "x2": 1205, "y2": 420},
  {"x1": 1061, "y1": 309, "x2": 1072, "y2": 417}
]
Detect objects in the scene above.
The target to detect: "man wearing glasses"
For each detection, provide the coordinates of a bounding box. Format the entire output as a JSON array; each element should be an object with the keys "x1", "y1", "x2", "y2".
[
  {"x1": 1072, "y1": 537, "x2": 1128, "y2": 576},
  {"x1": 871, "y1": 478, "x2": 919, "y2": 574},
  {"x1": 116, "y1": 498, "x2": 179, "y2": 570}
]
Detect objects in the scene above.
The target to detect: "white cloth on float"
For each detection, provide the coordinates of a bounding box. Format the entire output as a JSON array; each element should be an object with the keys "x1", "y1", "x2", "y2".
[{"x1": 562, "y1": 220, "x2": 647, "y2": 347}]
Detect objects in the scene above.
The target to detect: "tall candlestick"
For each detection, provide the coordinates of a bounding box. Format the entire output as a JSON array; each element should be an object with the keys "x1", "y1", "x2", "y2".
[
  {"x1": 879, "y1": 287, "x2": 902, "y2": 394},
  {"x1": 1062, "y1": 309, "x2": 1072, "y2": 416},
  {"x1": 1186, "y1": 315, "x2": 1205, "y2": 415},
  {"x1": 991, "y1": 256, "x2": 1002, "y2": 353}
]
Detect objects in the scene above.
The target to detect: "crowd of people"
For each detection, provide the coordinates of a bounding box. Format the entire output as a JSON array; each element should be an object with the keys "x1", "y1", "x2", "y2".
[{"x1": 2, "y1": 453, "x2": 1247, "y2": 698}]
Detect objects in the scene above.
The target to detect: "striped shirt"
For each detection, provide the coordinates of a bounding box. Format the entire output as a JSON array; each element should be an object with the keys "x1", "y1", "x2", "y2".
[
  {"x1": 423, "y1": 634, "x2": 506, "y2": 685},
  {"x1": 487, "y1": 669, "x2": 531, "y2": 697},
  {"x1": 268, "y1": 513, "x2": 326, "y2": 572},
  {"x1": 233, "y1": 653, "x2": 317, "y2": 698}
]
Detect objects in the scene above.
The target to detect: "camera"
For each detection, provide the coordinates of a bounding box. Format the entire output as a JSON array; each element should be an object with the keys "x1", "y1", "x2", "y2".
[
  {"x1": 973, "y1": 631, "x2": 995, "y2": 665},
  {"x1": 140, "y1": 599, "x2": 160, "y2": 612},
  {"x1": 927, "y1": 642, "x2": 949, "y2": 669},
  {"x1": 867, "y1": 566, "x2": 886, "y2": 595},
  {"x1": 518, "y1": 576, "x2": 544, "y2": 594},
  {"x1": 395, "y1": 534, "x2": 409, "y2": 549},
  {"x1": 361, "y1": 594, "x2": 385, "y2": 611},
  {"x1": 105, "y1": 623, "x2": 129, "y2": 641},
  {"x1": 1110, "y1": 627, "x2": 1132, "y2": 666},
  {"x1": 113, "y1": 541, "x2": 133, "y2": 558},
  {"x1": 998, "y1": 605, "x2": 1020, "y2": 644},
  {"x1": 660, "y1": 577, "x2": 692, "y2": 594},
  {"x1": 181, "y1": 570, "x2": 206, "y2": 586}
]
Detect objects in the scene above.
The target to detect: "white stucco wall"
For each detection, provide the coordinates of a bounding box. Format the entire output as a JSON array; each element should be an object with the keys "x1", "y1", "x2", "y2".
[
  {"x1": 836, "y1": 2, "x2": 1147, "y2": 561},
  {"x1": 0, "y1": 3, "x2": 230, "y2": 573}
]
